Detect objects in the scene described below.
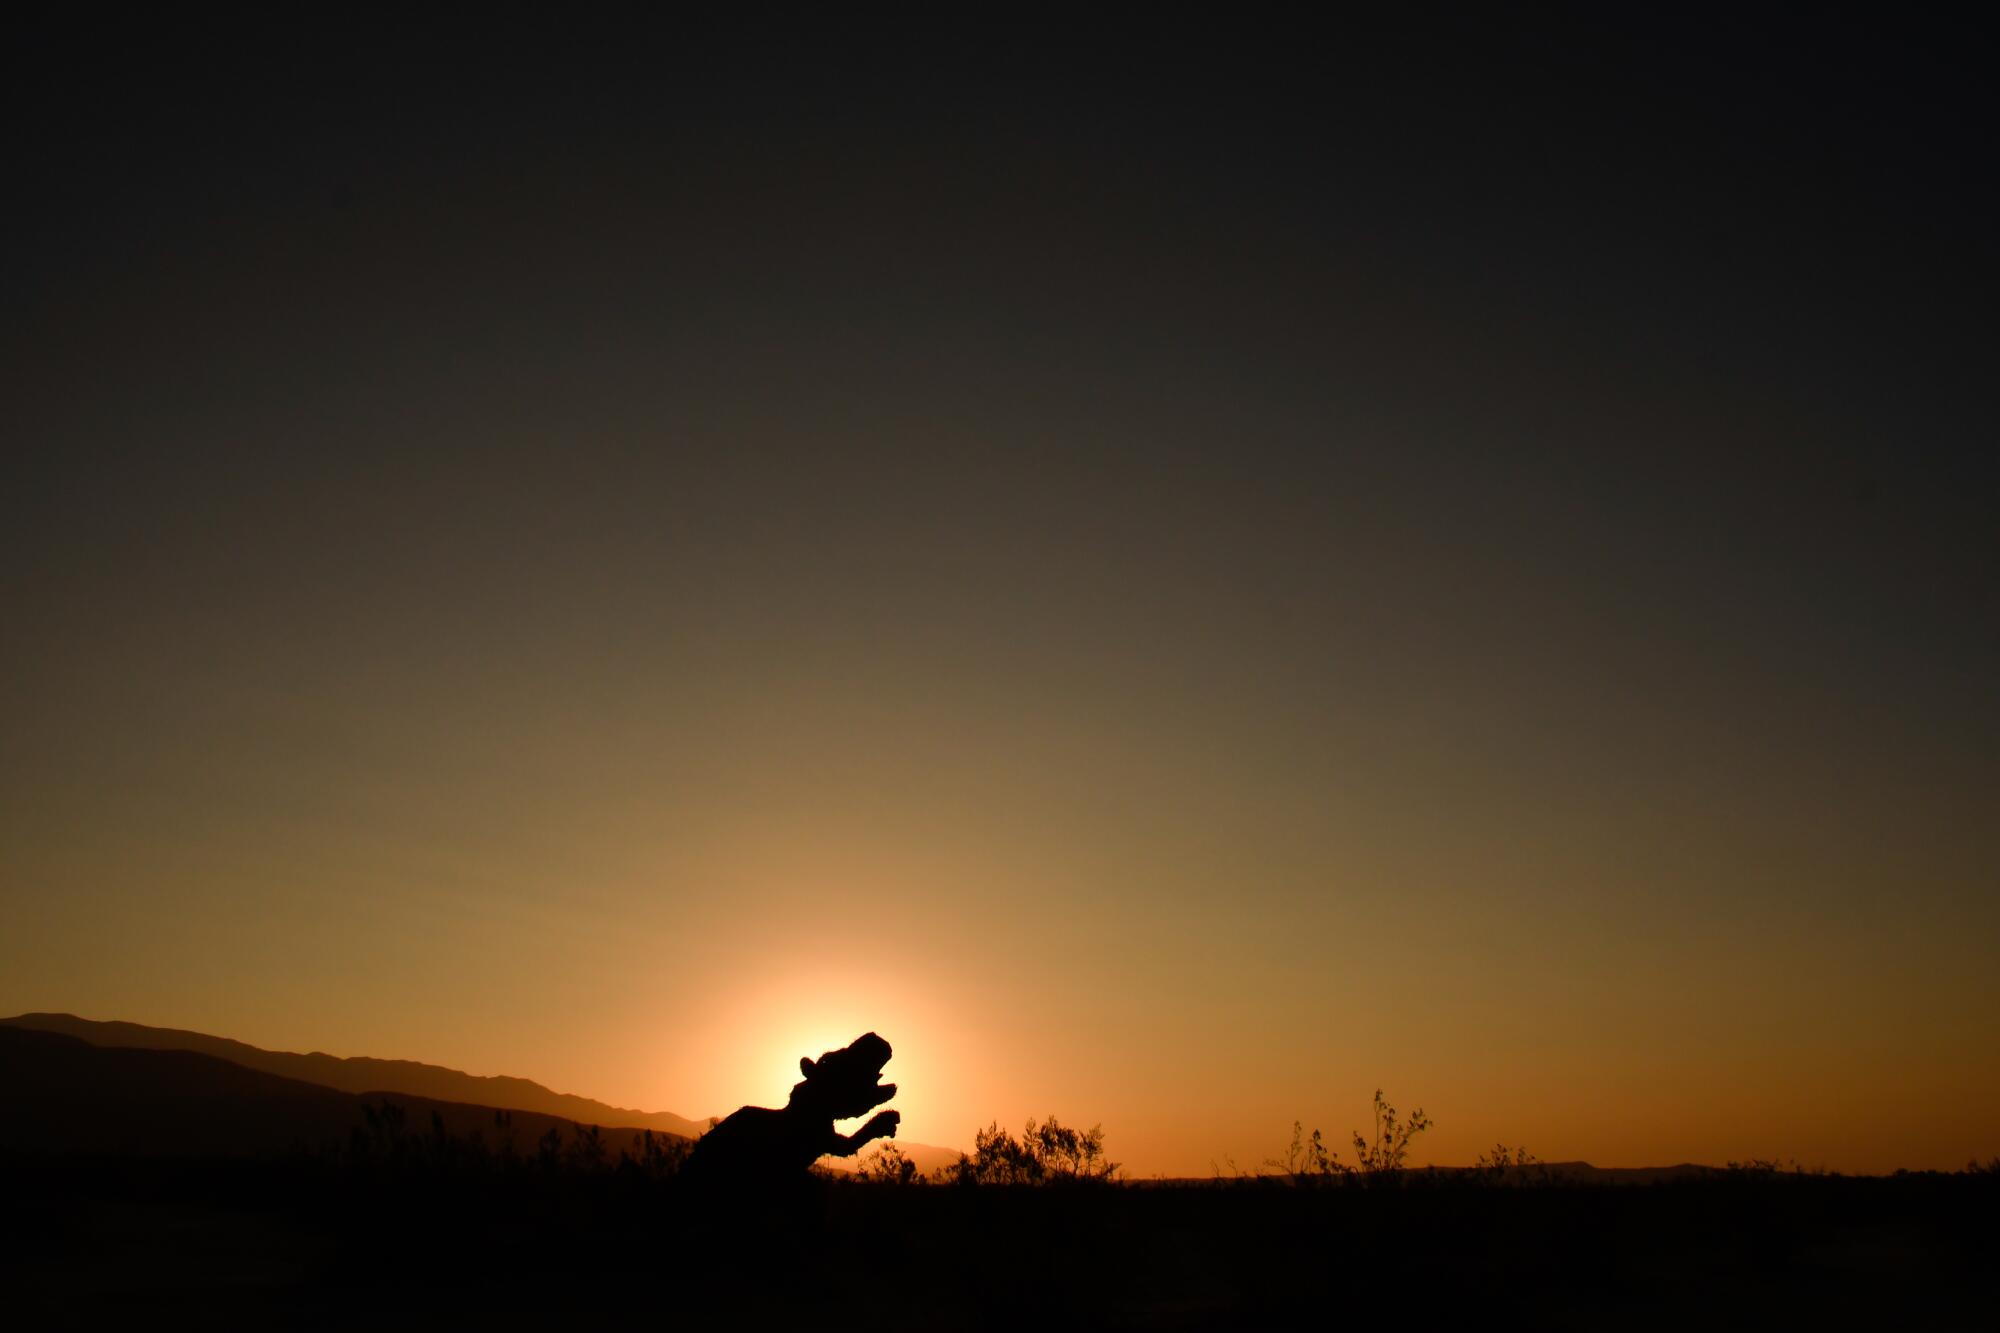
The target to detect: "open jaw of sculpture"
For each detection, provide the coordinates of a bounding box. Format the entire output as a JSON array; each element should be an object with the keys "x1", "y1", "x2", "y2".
[
  {"x1": 794, "y1": 1032, "x2": 896, "y2": 1120},
  {"x1": 684, "y1": 1032, "x2": 900, "y2": 1181}
]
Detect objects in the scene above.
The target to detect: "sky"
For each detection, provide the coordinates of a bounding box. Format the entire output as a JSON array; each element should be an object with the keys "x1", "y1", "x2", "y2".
[{"x1": 4, "y1": 12, "x2": 1994, "y2": 1176}]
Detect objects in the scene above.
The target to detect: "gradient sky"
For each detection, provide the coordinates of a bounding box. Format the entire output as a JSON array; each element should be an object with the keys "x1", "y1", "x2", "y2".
[{"x1": 5, "y1": 13, "x2": 1994, "y2": 1175}]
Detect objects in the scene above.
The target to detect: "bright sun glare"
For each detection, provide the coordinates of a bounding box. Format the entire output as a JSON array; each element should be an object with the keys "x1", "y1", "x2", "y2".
[{"x1": 702, "y1": 966, "x2": 955, "y2": 1137}]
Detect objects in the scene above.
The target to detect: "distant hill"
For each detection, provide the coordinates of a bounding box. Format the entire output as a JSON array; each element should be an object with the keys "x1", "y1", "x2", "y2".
[
  {"x1": 1, "y1": 1012, "x2": 966, "y2": 1169},
  {"x1": 1524, "y1": 1162, "x2": 1715, "y2": 1185},
  {"x1": 0, "y1": 1026, "x2": 672, "y2": 1159},
  {"x1": 1, "y1": 1012, "x2": 707, "y2": 1139}
]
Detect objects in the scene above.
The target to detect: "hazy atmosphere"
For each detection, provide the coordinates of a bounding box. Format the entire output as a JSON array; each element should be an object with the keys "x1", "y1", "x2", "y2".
[{"x1": 5, "y1": 12, "x2": 1994, "y2": 1177}]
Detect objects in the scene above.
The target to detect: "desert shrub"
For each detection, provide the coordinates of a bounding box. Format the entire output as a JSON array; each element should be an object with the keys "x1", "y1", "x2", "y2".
[
  {"x1": 945, "y1": 1116, "x2": 1118, "y2": 1185},
  {"x1": 948, "y1": 1122, "x2": 1041, "y2": 1185},
  {"x1": 1473, "y1": 1142, "x2": 1541, "y2": 1184},
  {"x1": 1268, "y1": 1121, "x2": 1349, "y2": 1184},
  {"x1": 1723, "y1": 1157, "x2": 1829, "y2": 1179},
  {"x1": 1352, "y1": 1089, "x2": 1430, "y2": 1177},
  {"x1": 855, "y1": 1141, "x2": 919, "y2": 1185},
  {"x1": 623, "y1": 1128, "x2": 691, "y2": 1181},
  {"x1": 352, "y1": 1099, "x2": 410, "y2": 1160},
  {"x1": 565, "y1": 1123, "x2": 606, "y2": 1171},
  {"x1": 1026, "y1": 1117, "x2": 1116, "y2": 1180},
  {"x1": 1274, "y1": 1089, "x2": 1432, "y2": 1187}
]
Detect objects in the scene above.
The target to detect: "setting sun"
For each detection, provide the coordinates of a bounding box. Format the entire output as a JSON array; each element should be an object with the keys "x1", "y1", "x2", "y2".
[{"x1": 682, "y1": 964, "x2": 965, "y2": 1149}]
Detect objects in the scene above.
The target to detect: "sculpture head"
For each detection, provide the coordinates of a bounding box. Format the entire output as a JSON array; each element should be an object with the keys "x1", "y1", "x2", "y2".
[{"x1": 788, "y1": 1032, "x2": 895, "y2": 1120}]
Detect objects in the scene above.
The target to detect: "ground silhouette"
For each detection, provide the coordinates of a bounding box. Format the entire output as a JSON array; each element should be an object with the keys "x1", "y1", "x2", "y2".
[
  {"x1": 683, "y1": 1032, "x2": 899, "y2": 1184},
  {"x1": 4, "y1": 1023, "x2": 1995, "y2": 1326}
]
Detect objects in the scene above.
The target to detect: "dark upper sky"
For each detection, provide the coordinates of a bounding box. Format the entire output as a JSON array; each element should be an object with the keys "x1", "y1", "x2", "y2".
[{"x1": 4, "y1": 11, "x2": 1994, "y2": 1170}]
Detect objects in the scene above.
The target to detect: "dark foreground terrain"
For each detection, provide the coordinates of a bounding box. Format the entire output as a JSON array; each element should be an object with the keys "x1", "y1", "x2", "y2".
[{"x1": 4, "y1": 1151, "x2": 1990, "y2": 1331}]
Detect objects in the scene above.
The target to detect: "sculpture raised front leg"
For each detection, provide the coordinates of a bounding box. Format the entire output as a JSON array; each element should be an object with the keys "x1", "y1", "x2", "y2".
[{"x1": 833, "y1": 1108, "x2": 900, "y2": 1157}]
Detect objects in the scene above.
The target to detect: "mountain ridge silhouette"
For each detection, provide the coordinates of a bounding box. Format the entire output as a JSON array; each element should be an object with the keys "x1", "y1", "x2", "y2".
[
  {"x1": 0, "y1": 1025, "x2": 676, "y2": 1158},
  {"x1": 2, "y1": 1011, "x2": 707, "y2": 1138}
]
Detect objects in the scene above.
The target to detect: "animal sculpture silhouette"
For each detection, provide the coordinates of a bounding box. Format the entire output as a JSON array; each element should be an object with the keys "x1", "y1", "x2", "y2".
[{"x1": 684, "y1": 1032, "x2": 899, "y2": 1183}]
